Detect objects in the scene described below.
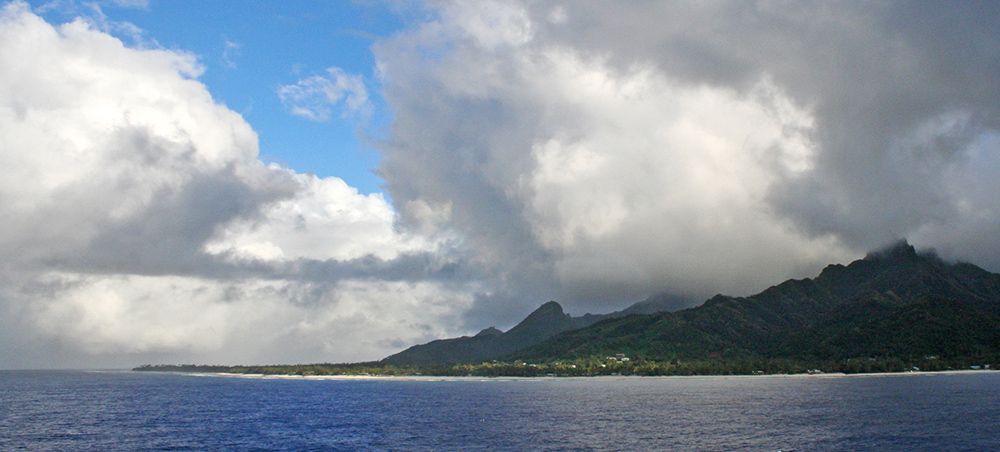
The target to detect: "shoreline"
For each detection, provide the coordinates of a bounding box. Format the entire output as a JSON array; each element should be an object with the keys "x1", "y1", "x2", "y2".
[{"x1": 143, "y1": 368, "x2": 1000, "y2": 382}]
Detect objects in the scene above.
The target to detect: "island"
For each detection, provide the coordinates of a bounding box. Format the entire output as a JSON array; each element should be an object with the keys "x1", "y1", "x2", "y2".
[{"x1": 136, "y1": 241, "x2": 1000, "y2": 378}]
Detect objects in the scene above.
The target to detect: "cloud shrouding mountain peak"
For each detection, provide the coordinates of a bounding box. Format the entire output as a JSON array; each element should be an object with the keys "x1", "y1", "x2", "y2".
[{"x1": 373, "y1": 0, "x2": 1000, "y2": 323}]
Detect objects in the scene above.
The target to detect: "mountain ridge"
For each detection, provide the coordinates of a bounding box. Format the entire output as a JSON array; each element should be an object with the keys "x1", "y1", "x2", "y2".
[
  {"x1": 381, "y1": 300, "x2": 591, "y2": 366},
  {"x1": 383, "y1": 240, "x2": 1000, "y2": 366},
  {"x1": 514, "y1": 240, "x2": 1000, "y2": 362},
  {"x1": 382, "y1": 295, "x2": 696, "y2": 366}
]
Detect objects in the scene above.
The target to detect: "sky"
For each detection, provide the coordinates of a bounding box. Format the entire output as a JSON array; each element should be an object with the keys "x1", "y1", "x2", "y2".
[
  {"x1": 28, "y1": 0, "x2": 406, "y2": 194},
  {"x1": 1, "y1": 0, "x2": 999, "y2": 369}
]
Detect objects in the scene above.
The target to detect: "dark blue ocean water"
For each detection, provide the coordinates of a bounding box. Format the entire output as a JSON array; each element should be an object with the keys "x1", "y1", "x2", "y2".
[{"x1": 1, "y1": 371, "x2": 998, "y2": 451}]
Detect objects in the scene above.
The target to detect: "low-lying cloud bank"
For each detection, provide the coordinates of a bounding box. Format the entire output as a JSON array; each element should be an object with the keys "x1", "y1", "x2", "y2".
[{"x1": 2, "y1": 1, "x2": 999, "y2": 368}]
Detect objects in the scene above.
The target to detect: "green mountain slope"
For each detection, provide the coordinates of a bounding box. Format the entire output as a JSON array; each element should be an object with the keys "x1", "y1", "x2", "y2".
[
  {"x1": 515, "y1": 241, "x2": 1000, "y2": 362},
  {"x1": 382, "y1": 294, "x2": 697, "y2": 366},
  {"x1": 381, "y1": 301, "x2": 602, "y2": 365}
]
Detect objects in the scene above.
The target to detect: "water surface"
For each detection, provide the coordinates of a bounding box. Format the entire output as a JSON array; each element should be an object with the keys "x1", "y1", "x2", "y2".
[{"x1": 1, "y1": 370, "x2": 998, "y2": 450}]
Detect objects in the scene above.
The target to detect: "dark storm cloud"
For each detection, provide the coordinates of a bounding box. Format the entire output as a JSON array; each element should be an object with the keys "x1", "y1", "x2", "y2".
[
  {"x1": 525, "y1": 1, "x2": 1000, "y2": 250},
  {"x1": 374, "y1": 1, "x2": 1000, "y2": 328}
]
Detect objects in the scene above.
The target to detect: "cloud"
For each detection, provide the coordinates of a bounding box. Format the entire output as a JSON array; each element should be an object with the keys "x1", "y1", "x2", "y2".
[
  {"x1": 442, "y1": 0, "x2": 533, "y2": 49},
  {"x1": 37, "y1": 0, "x2": 149, "y2": 12},
  {"x1": 205, "y1": 169, "x2": 437, "y2": 262},
  {"x1": 15, "y1": 273, "x2": 473, "y2": 363},
  {"x1": 0, "y1": 2, "x2": 471, "y2": 368},
  {"x1": 278, "y1": 67, "x2": 370, "y2": 122},
  {"x1": 221, "y1": 38, "x2": 240, "y2": 68},
  {"x1": 374, "y1": 2, "x2": 840, "y2": 315},
  {"x1": 35, "y1": 0, "x2": 148, "y2": 44},
  {"x1": 372, "y1": 0, "x2": 1000, "y2": 323},
  {"x1": 516, "y1": 1, "x2": 1000, "y2": 258},
  {"x1": 101, "y1": 0, "x2": 148, "y2": 9}
]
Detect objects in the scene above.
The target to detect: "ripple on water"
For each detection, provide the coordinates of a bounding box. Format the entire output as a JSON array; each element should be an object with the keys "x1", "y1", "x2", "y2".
[{"x1": 1, "y1": 370, "x2": 999, "y2": 450}]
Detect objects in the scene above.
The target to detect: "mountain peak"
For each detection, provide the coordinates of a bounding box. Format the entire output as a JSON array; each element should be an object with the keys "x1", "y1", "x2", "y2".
[
  {"x1": 382, "y1": 299, "x2": 597, "y2": 366},
  {"x1": 474, "y1": 326, "x2": 503, "y2": 337},
  {"x1": 514, "y1": 243, "x2": 1000, "y2": 365},
  {"x1": 506, "y1": 301, "x2": 570, "y2": 336},
  {"x1": 864, "y1": 239, "x2": 919, "y2": 263},
  {"x1": 533, "y1": 300, "x2": 564, "y2": 315}
]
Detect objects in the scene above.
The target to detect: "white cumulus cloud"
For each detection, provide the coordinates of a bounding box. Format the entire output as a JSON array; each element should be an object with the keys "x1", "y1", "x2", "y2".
[
  {"x1": 278, "y1": 67, "x2": 370, "y2": 122},
  {"x1": 0, "y1": 2, "x2": 470, "y2": 369},
  {"x1": 205, "y1": 168, "x2": 435, "y2": 262}
]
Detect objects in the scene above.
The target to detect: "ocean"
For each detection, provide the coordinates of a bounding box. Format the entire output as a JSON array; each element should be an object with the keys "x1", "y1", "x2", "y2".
[{"x1": 1, "y1": 370, "x2": 998, "y2": 450}]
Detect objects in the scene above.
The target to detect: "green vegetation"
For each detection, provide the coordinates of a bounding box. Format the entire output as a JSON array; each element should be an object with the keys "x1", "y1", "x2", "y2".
[
  {"x1": 513, "y1": 242, "x2": 1000, "y2": 364},
  {"x1": 133, "y1": 362, "x2": 409, "y2": 376},
  {"x1": 382, "y1": 295, "x2": 696, "y2": 366},
  {"x1": 379, "y1": 301, "x2": 601, "y2": 366},
  {"x1": 134, "y1": 354, "x2": 998, "y2": 377}
]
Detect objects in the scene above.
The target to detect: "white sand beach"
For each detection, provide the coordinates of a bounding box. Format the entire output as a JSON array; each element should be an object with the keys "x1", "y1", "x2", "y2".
[{"x1": 169, "y1": 369, "x2": 999, "y2": 382}]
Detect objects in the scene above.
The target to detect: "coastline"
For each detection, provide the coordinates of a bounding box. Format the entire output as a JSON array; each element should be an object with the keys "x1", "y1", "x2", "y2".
[{"x1": 150, "y1": 368, "x2": 1000, "y2": 382}]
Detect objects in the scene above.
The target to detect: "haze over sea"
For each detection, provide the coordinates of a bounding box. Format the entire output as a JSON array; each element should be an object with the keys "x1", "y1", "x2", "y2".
[{"x1": 1, "y1": 370, "x2": 998, "y2": 450}]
